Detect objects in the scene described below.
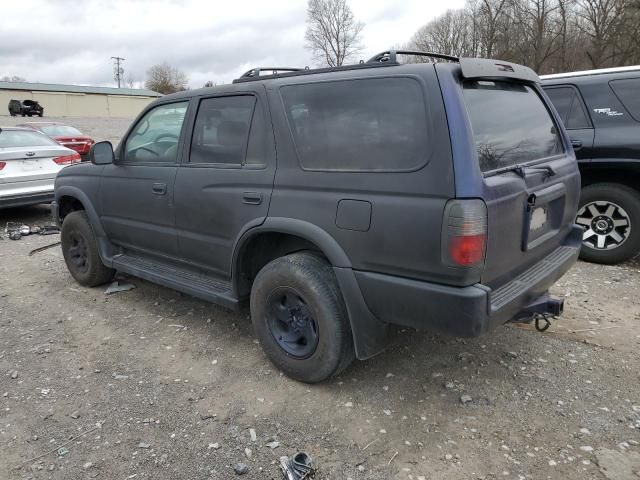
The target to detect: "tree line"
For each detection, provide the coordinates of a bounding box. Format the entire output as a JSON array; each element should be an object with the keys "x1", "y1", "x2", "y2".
[{"x1": 406, "y1": 0, "x2": 640, "y2": 74}]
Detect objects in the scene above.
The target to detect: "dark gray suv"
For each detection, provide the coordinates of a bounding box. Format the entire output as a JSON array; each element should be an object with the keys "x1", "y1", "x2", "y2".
[{"x1": 53, "y1": 51, "x2": 583, "y2": 383}]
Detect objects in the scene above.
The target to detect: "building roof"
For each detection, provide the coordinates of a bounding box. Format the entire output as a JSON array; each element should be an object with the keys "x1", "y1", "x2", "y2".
[
  {"x1": 0, "y1": 81, "x2": 162, "y2": 97},
  {"x1": 541, "y1": 65, "x2": 640, "y2": 80}
]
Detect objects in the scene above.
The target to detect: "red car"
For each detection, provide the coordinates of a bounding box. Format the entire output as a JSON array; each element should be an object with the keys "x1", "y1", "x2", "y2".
[{"x1": 17, "y1": 122, "x2": 95, "y2": 157}]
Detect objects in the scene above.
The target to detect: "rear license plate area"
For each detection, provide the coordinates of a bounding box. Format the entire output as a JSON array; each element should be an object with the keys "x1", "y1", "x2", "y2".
[{"x1": 522, "y1": 184, "x2": 566, "y2": 251}]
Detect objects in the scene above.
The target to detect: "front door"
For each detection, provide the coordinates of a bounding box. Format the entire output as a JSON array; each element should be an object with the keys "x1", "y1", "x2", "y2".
[
  {"x1": 174, "y1": 89, "x2": 276, "y2": 277},
  {"x1": 99, "y1": 101, "x2": 189, "y2": 258}
]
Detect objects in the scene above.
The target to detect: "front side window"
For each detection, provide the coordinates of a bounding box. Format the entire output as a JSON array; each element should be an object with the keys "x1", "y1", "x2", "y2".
[
  {"x1": 281, "y1": 78, "x2": 429, "y2": 172},
  {"x1": 463, "y1": 81, "x2": 563, "y2": 172},
  {"x1": 124, "y1": 102, "x2": 188, "y2": 164},
  {"x1": 190, "y1": 96, "x2": 255, "y2": 165}
]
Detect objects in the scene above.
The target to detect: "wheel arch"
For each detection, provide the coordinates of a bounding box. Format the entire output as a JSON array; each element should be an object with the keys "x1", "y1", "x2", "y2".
[
  {"x1": 579, "y1": 161, "x2": 640, "y2": 193},
  {"x1": 232, "y1": 218, "x2": 388, "y2": 360},
  {"x1": 55, "y1": 186, "x2": 106, "y2": 237}
]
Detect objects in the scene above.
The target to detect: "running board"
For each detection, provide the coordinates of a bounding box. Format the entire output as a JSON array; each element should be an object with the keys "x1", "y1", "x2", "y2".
[{"x1": 112, "y1": 253, "x2": 238, "y2": 310}]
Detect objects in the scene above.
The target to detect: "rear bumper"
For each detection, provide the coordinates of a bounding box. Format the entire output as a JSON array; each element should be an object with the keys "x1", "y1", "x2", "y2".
[
  {"x1": 0, "y1": 191, "x2": 54, "y2": 208},
  {"x1": 353, "y1": 225, "x2": 582, "y2": 337}
]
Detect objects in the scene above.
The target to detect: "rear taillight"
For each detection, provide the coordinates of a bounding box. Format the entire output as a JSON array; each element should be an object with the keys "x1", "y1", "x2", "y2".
[
  {"x1": 53, "y1": 152, "x2": 82, "y2": 166},
  {"x1": 443, "y1": 199, "x2": 487, "y2": 267},
  {"x1": 0, "y1": 162, "x2": 5, "y2": 170}
]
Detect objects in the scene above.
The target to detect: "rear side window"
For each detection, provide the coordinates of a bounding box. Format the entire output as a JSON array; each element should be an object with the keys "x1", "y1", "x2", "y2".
[
  {"x1": 544, "y1": 86, "x2": 591, "y2": 130},
  {"x1": 281, "y1": 78, "x2": 429, "y2": 172},
  {"x1": 610, "y1": 78, "x2": 640, "y2": 122},
  {"x1": 463, "y1": 81, "x2": 563, "y2": 172},
  {"x1": 190, "y1": 96, "x2": 255, "y2": 165}
]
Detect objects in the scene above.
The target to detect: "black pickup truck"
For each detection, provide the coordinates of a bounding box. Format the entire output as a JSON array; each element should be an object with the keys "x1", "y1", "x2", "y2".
[
  {"x1": 542, "y1": 67, "x2": 640, "y2": 264},
  {"x1": 8, "y1": 99, "x2": 44, "y2": 117}
]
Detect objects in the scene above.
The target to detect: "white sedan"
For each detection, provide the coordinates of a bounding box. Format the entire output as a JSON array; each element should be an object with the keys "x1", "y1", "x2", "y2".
[{"x1": 0, "y1": 127, "x2": 81, "y2": 208}]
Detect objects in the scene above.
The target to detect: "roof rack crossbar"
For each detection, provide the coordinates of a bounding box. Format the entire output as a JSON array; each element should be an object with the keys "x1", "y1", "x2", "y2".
[
  {"x1": 367, "y1": 50, "x2": 459, "y2": 64},
  {"x1": 239, "y1": 67, "x2": 306, "y2": 79}
]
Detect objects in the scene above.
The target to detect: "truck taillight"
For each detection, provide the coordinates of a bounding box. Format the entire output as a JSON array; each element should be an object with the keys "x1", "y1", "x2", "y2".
[
  {"x1": 443, "y1": 199, "x2": 487, "y2": 267},
  {"x1": 0, "y1": 162, "x2": 5, "y2": 170},
  {"x1": 53, "y1": 153, "x2": 81, "y2": 166}
]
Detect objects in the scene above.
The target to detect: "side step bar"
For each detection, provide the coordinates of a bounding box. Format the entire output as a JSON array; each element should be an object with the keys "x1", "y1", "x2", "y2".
[{"x1": 112, "y1": 253, "x2": 238, "y2": 310}]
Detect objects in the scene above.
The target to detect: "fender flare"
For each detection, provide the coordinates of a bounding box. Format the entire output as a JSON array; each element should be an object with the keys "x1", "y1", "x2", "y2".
[
  {"x1": 55, "y1": 186, "x2": 106, "y2": 237},
  {"x1": 231, "y1": 217, "x2": 352, "y2": 272}
]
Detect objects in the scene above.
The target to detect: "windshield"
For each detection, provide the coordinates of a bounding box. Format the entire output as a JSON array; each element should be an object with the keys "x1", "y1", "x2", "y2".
[
  {"x1": 463, "y1": 80, "x2": 563, "y2": 172},
  {"x1": 40, "y1": 125, "x2": 83, "y2": 136},
  {"x1": 0, "y1": 130, "x2": 59, "y2": 148}
]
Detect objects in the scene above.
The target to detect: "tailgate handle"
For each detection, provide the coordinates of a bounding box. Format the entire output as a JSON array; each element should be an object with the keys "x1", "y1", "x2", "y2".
[{"x1": 529, "y1": 183, "x2": 565, "y2": 207}]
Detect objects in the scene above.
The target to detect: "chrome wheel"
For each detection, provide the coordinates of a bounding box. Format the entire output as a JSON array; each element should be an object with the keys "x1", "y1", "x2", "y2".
[{"x1": 576, "y1": 201, "x2": 631, "y2": 250}]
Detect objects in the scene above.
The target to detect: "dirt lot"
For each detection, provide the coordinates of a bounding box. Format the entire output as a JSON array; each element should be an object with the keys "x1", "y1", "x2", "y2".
[{"x1": 1, "y1": 115, "x2": 639, "y2": 480}]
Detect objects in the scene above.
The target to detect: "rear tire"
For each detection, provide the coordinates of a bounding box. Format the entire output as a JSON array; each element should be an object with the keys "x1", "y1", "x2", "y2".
[
  {"x1": 61, "y1": 211, "x2": 115, "y2": 287},
  {"x1": 576, "y1": 183, "x2": 640, "y2": 264},
  {"x1": 250, "y1": 252, "x2": 355, "y2": 383},
  {"x1": 38, "y1": 112, "x2": 43, "y2": 117}
]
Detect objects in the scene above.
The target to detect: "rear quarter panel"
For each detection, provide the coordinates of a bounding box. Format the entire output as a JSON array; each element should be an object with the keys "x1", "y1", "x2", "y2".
[{"x1": 267, "y1": 65, "x2": 458, "y2": 284}]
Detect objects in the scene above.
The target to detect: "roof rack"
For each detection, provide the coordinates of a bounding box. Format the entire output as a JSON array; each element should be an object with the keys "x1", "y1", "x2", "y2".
[
  {"x1": 237, "y1": 67, "x2": 306, "y2": 79},
  {"x1": 231, "y1": 50, "x2": 459, "y2": 84},
  {"x1": 367, "y1": 50, "x2": 459, "y2": 64}
]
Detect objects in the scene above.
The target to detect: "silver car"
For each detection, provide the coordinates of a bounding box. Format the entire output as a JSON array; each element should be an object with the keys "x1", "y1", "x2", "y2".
[{"x1": 0, "y1": 127, "x2": 80, "y2": 208}]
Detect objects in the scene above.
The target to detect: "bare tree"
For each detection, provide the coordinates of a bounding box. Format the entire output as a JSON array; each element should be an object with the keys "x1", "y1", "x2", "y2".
[
  {"x1": 408, "y1": 9, "x2": 474, "y2": 57},
  {"x1": 203, "y1": 80, "x2": 216, "y2": 88},
  {"x1": 576, "y1": 0, "x2": 628, "y2": 67},
  {"x1": 125, "y1": 73, "x2": 136, "y2": 89},
  {"x1": 144, "y1": 62, "x2": 189, "y2": 94},
  {"x1": 1, "y1": 75, "x2": 26, "y2": 82},
  {"x1": 305, "y1": 0, "x2": 364, "y2": 67}
]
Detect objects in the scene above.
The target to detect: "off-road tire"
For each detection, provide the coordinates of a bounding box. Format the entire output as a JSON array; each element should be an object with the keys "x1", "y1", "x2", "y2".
[
  {"x1": 61, "y1": 211, "x2": 115, "y2": 287},
  {"x1": 250, "y1": 252, "x2": 355, "y2": 383},
  {"x1": 577, "y1": 183, "x2": 640, "y2": 264}
]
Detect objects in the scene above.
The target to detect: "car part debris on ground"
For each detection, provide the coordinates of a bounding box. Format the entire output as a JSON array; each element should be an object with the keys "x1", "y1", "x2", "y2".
[
  {"x1": 3, "y1": 222, "x2": 60, "y2": 241},
  {"x1": 280, "y1": 452, "x2": 315, "y2": 479},
  {"x1": 104, "y1": 281, "x2": 136, "y2": 295},
  {"x1": 29, "y1": 241, "x2": 62, "y2": 256}
]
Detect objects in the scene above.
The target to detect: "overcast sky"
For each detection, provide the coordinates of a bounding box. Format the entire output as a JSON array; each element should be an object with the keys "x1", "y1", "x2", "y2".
[{"x1": 0, "y1": 0, "x2": 463, "y2": 89}]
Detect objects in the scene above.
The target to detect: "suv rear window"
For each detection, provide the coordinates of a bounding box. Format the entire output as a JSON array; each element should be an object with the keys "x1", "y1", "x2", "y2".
[
  {"x1": 463, "y1": 81, "x2": 563, "y2": 172},
  {"x1": 281, "y1": 78, "x2": 429, "y2": 172}
]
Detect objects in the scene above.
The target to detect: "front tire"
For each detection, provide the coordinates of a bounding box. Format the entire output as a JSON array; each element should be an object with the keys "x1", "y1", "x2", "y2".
[
  {"x1": 61, "y1": 211, "x2": 115, "y2": 287},
  {"x1": 576, "y1": 183, "x2": 640, "y2": 264},
  {"x1": 250, "y1": 252, "x2": 355, "y2": 383}
]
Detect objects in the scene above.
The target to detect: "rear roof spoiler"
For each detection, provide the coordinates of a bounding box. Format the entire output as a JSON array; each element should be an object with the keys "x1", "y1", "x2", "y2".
[{"x1": 459, "y1": 58, "x2": 540, "y2": 83}]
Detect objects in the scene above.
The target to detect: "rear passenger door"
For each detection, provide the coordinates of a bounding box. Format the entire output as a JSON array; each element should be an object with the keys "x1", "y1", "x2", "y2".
[
  {"x1": 544, "y1": 85, "x2": 595, "y2": 160},
  {"x1": 174, "y1": 87, "x2": 276, "y2": 277}
]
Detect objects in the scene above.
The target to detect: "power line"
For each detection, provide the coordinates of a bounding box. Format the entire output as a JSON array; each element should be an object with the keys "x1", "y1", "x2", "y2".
[{"x1": 111, "y1": 56, "x2": 125, "y2": 88}]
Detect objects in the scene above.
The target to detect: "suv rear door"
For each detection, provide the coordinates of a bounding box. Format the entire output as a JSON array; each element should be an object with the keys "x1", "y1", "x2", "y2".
[
  {"x1": 543, "y1": 85, "x2": 595, "y2": 160},
  {"x1": 173, "y1": 86, "x2": 276, "y2": 278},
  {"x1": 449, "y1": 74, "x2": 581, "y2": 288}
]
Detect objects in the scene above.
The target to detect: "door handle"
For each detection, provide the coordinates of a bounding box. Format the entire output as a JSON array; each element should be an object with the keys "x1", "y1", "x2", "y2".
[
  {"x1": 152, "y1": 182, "x2": 167, "y2": 195},
  {"x1": 571, "y1": 139, "x2": 583, "y2": 150},
  {"x1": 242, "y1": 192, "x2": 263, "y2": 205}
]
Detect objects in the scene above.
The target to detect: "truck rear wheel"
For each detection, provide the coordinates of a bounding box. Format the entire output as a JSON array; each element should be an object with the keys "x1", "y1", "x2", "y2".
[
  {"x1": 576, "y1": 183, "x2": 640, "y2": 264},
  {"x1": 250, "y1": 252, "x2": 355, "y2": 383}
]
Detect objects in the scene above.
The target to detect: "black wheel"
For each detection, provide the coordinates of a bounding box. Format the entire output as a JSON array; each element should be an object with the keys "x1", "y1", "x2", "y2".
[
  {"x1": 250, "y1": 252, "x2": 355, "y2": 383},
  {"x1": 21, "y1": 112, "x2": 25, "y2": 117},
  {"x1": 38, "y1": 112, "x2": 43, "y2": 117},
  {"x1": 61, "y1": 211, "x2": 115, "y2": 287},
  {"x1": 576, "y1": 183, "x2": 640, "y2": 264}
]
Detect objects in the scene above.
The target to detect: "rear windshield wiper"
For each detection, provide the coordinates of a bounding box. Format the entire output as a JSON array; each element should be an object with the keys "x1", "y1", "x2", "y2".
[{"x1": 487, "y1": 163, "x2": 556, "y2": 179}]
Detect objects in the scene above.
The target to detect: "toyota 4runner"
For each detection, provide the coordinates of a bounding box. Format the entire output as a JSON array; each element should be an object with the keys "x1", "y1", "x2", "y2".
[{"x1": 53, "y1": 51, "x2": 583, "y2": 383}]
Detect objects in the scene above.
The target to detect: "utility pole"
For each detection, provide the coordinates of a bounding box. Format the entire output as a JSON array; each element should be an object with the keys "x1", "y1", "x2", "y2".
[{"x1": 111, "y1": 56, "x2": 125, "y2": 88}]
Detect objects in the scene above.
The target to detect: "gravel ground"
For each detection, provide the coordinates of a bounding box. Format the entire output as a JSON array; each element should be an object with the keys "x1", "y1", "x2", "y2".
[{"x1": 1, "y1": 116, "x2": 639, "y2": 480}]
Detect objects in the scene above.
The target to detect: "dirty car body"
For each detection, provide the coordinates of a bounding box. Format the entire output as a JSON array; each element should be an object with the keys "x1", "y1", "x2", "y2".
[{"x1": 53, "y1": 51, "x2": 582, "y2": 382}]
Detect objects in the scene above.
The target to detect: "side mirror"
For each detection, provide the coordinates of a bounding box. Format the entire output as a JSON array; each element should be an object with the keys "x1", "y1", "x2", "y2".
[{"x1": 89, "y1": 141, "x2": 114, "y2": 165}]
